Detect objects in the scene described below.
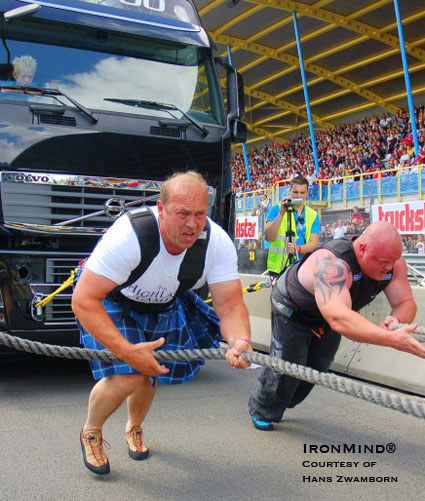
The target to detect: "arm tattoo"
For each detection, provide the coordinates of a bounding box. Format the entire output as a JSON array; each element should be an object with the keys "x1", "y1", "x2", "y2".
[{"x1": 313, "y1": 254, "x2": 348, "y2": 304}]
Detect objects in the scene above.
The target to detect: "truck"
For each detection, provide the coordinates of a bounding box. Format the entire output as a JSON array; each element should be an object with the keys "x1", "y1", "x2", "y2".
[{"x1": 0, "y1": 0, "x2": 246, "y2": 353}]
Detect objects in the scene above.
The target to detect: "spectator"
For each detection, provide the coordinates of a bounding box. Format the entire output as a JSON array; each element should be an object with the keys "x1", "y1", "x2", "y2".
[
  {"x1": 351, "y1": 206, "x2": 364, "y2": 226},
  {"x1": 345, "y1": 223, "x2": 357, "y2": 235},
  {"x1": 355, "y1": 218, "x2": 368, "y2": 234},
  {"x1": 399, "y1": 146, "x2": 412, "y2": 166},
  {"x1": 416, "y1": 235, "x2": 425, "y2": 254},
  {"x1": 321, "y1": 224, "x2": 333, "y2": 241},
  {"x1": 332, "y1": 219, "x2": 347, "y2": 239},
  {"x1": 416, "y1": 147, "x2": 425, "y2": 165}
]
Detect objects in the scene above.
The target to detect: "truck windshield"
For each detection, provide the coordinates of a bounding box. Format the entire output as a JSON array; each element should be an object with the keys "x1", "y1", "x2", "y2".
[
  {"x1": 0, "y1": 29, "x2": 224, "y2": 125},
  {"x1": 77, "y1": 0, "x2": 200, "y2": 26}
]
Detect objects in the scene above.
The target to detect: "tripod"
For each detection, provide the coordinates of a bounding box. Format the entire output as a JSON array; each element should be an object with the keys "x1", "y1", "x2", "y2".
[{"x1": 282, "y1": 204, "x2": 299, "y2": 272}]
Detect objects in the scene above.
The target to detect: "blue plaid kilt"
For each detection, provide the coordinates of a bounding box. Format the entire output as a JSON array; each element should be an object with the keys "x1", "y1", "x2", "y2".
[{"x1": 77, "y1": 290, "x2": 222, "y2": 385}]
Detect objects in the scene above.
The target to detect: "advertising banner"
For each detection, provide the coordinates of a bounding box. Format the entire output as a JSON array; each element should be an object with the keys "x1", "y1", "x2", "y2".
[
  {"x1": 371, "y1": 201, "x2": 425, "y2": 234},
  {"x1": 235, "y1": 216, "x2": 259, "y2": 239}
]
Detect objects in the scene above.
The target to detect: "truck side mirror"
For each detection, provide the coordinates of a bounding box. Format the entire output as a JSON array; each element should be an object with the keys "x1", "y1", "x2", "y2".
[
  {"x1": 214, "y1": 57, "x2": 247, "y2": 142},
  {"x1": 226, "y1": 70, "x2": 245, "y2": 120},
  {"x1": 213, "y1": 57, "x2": 245, "y2": 120},
  {"x1": 232, "y1": 119, "x2": 247, "y2": 143}
]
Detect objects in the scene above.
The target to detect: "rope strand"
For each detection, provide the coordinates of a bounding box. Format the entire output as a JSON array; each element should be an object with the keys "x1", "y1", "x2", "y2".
[{"x1": 0, "y1": 329, "x2": 424, "y2": 420}]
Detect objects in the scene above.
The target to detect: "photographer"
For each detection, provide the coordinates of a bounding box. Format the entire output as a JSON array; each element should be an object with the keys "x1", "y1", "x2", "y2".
[{"x1": 265, "y1": 176, "x2": 320, "y2": 282}]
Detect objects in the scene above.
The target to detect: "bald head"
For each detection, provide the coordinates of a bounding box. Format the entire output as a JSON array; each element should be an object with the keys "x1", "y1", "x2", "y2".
[
  {"x1": 357, "y1": 221, "x2": 402, "y2": 257},
  {"x1": 160, "y1": 171, "x2": 207, "y2": 206},
  {"x1": 354, "y1": 222, "x2": 402, "y2": 279}
]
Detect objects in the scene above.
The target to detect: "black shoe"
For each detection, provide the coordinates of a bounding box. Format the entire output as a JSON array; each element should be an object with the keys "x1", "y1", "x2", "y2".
[
  {"x1": 251, "y1": 415, "x2": 274, "y2": 431},
  {"x1": 80, "y1": 429, "x2": 111, "y2": 475}
]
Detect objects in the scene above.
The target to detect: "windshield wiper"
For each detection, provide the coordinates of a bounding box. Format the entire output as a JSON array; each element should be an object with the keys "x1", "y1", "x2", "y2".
[
  {"x1": 0, "y1": 86, "x2": 98, "y2": 124},
  {"x1": 104, "y1": 98, "x2": 208, "y2": 137}
]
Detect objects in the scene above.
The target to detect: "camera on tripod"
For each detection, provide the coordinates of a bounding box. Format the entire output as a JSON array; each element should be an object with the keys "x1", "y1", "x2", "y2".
[{"x1": 283, "y1": 198, "x2": 303, "y2": 208}]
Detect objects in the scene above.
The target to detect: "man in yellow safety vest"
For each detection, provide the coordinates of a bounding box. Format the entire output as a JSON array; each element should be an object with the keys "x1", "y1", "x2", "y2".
[{"x1": 265, "y1": 176, "x2": 320, "y2": 282}]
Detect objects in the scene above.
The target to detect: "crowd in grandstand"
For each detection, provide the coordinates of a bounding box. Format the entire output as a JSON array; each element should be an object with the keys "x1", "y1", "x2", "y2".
[
  {"x1": 233, "y1": 106, "x2": 425, "y2": 254},
  {"x1": 232, "y1": 105, "x2": 425, "y2": 194}
]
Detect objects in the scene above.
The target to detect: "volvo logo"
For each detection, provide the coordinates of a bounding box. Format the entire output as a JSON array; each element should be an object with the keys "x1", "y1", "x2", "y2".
[
  {"x1": 104, "y1": 198, "x2": 126, "y2": 219},
  {"x1": 5, "y1": 173, "x2": 51, "y2": 183}
]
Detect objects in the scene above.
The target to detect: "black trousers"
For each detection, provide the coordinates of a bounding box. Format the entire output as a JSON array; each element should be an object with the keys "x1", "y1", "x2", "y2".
[{"x1": 248, "y1": 311, "x2": 341, "y2": 422}]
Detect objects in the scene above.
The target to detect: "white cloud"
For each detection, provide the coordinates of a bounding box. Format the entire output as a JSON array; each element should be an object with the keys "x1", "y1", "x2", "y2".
[
  {"x1": 0, "y1": 123, "x2": 58, "y2": 163},
  {"x1": 54, "y1": 56, "x2": 198, "y2": 117}
]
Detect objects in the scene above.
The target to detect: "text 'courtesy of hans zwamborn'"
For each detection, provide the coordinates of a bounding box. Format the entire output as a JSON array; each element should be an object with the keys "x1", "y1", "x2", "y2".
[{"x1": 301, "y1": 442, "x2": 398, "y2": 484}]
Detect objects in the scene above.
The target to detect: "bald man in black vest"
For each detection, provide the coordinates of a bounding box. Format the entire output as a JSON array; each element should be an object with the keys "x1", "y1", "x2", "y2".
[{"x1": 249, "y1": 221, "x2": 425, "y2": 430}]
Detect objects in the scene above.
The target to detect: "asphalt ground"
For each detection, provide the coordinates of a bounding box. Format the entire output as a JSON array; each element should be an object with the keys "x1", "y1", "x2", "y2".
[{"x1": 0, "y1": 354, "x2": 424, "y2": 501}]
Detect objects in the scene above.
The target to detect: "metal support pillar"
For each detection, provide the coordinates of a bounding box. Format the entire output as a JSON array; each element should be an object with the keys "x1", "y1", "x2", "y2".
[
  {"x1": 292, "y1": 11, "x2": 320, "y2": 175},
  {"x1": 393, "y1": 0, "x2": 419, "y2": 158}
]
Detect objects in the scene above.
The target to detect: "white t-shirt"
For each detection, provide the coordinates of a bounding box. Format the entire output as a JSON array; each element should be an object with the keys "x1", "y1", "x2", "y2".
[
  {"x1": 85, "y1": 206, "x2": 239, "y2": 304},
  {"x1": 332, "y1": 226, "x2": 347, "y2": 239},
  {"x1": 416, "y1": 241, "x2": 425, "y2": 254}
]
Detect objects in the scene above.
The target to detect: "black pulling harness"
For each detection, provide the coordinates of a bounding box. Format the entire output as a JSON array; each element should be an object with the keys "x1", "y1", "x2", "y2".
[{"x1": 107, "y1": 206, "x2": 211, "y2": 316}]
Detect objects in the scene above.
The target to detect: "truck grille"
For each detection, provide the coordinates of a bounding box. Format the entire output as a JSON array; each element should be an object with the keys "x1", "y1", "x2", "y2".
[{"x1": 0, "y1": 172, "x2": 161, "y2": 228}]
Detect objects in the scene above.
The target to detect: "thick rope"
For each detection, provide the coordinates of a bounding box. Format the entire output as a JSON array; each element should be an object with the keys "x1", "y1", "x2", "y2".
[
  {"x1": 1, "y1": 330, "x2": 425, "y2": 420},
  {"x1": 389, "y1": 322, "x2": 425, "y2": 344}
]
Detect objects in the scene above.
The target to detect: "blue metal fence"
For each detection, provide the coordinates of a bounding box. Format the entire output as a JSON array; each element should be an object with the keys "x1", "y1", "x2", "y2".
[{"x1": 235, "y1": 170, "x2": 424, "y2": 213}]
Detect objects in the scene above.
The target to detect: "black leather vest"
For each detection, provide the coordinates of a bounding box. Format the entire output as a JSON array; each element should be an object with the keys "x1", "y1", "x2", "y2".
[{"x1": 272, "y1": 236, "x2": 393, "y2": 324}]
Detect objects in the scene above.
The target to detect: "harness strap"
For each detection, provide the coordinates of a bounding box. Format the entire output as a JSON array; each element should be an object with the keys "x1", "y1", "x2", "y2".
[
  {"x1": 118, "y1": 206, "x2": 160, "y2": 291},
  {"x1": 175, "y1": 220, "x2": 210, "y2": 296},
  {"x1": 108, "y1": 206, "x2": 211, "y2": 314}
]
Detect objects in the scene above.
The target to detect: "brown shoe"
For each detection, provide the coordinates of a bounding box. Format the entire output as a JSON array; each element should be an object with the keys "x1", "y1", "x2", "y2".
[
  {"x1": 80, "y1": 429, "x2": 110, "y2": 475},
  {"x1": 125, "y1": 425, "x2": 149, "y2": 460}
]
